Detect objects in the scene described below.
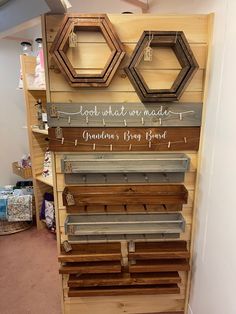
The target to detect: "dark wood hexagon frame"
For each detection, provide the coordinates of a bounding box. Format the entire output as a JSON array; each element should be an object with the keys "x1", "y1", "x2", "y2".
[
  {"x1": 50, "y1": 14, "x2": 125, "y2": 87},
  {"x1": 125, "y1": 31, "x2": 199, "y2": 102}
]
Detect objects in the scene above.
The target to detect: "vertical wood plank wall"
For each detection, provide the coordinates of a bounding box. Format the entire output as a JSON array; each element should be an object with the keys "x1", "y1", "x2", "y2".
[{"x1": 43, "y1": 14, "x2": 212, "y2": 314}]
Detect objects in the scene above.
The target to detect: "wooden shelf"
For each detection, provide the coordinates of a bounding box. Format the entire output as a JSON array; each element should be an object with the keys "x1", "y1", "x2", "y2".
[
  {"x1": 31, "y1": 126, "x2": 48, "y2": 135},
  {"x1": 35, "y1": 174, "x2": 53, "y2": 187}
]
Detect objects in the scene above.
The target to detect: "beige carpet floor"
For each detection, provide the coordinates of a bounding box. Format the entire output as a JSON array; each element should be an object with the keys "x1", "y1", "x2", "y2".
[{"x1": 0, "y1": 227, "x2": 61, "y2": 314}]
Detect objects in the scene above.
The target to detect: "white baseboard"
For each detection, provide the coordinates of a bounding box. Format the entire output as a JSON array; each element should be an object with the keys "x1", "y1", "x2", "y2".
[{"x1": 188, "y1": 304, "x2": 193, "y2": 314}]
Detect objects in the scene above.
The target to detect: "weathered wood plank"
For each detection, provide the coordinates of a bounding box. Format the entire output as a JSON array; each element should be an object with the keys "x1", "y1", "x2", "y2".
[
  {"x1": 59, "y1": 243, "x2": 121, "y2": 262},
  {"x1": 129, "y1": 259, "x2": 190, "y2": 273},
  {"x1": 67, "y1": 272, "x2": 181, "y2": 287},
  {"x1": 62, "y1": 184, "x2": 188, "y2": 207},
  {"x1": 48, "y1": 127, "x2": 200, "y2": 152},
  {"x1": 47, "y1": 103, "x2": 202, "y2": 128},
  {"x1": 59, "y1": 261, "x2": 122, "y2": 274},
  {"x1": 68, "y1": 284, "x2": 180, "y2": 297},
  {"x1": 64, "y1": 213, "x2": 185, "y2": 236},
  {"x1": 46, "y1": 14, "x2": 209, "y2": 44}
]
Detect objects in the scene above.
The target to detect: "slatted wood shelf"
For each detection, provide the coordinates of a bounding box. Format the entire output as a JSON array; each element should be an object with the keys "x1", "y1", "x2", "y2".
[
  {"x1": 64, "y1": 213, "x2": 185, "y2": 237},
  {"x1": 65, "y1": 203, "x2": 183, "y2": 214},
  {"x1": 63, "y1": 184, "x2": 188, "y2": 207},
  {"x1": 129, "y1": 259, "x2": 190, "y2": 273},
  {"x1": 129, "y1": 241, "x2": 190, "y2": 260},
  {"x1": 59, "y1": 243, "x2": 121, "y2": 262},
  {"x1": 67, "y1": 272, "x2": 181, "y2": 287},
  {"x1": 67, "y1": 233, "x2": 180, "y2": 243},
  {"x1": 68, "y1": 284, "x2": 180, "y2": 297},
  {"x1": 59, "y1": 261, "x2": 121, "y2": 274},
  {"x1": 35, "y1": 174, "x2": 53, "y2": 187}
]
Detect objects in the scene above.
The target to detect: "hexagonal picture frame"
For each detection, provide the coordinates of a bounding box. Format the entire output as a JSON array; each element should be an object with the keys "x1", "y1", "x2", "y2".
[
  {"x1": 50, "y1": 14, "x2": 125, "y2": 87},
  {"x1": 125, "y1": 31, "x2": 199, "y2": 102}
]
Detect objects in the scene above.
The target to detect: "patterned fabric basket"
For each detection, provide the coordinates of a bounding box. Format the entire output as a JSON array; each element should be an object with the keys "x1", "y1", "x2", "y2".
[{"x1": 0, "y1": 220, "x2": 32, "y2": 235}]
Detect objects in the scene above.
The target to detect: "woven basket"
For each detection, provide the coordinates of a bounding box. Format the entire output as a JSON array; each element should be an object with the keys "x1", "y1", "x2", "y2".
[{"x1": 0, "y1": 220, "x2": 33, "y2": 235}]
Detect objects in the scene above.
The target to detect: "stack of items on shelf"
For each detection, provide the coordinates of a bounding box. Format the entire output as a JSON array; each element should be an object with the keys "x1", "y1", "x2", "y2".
[
  {"x1": 40, "y1": 192, "x2": 56, "y2": 232},
  {"x1": 0, "y1": 182, "x2": 33, "y2": 222}
]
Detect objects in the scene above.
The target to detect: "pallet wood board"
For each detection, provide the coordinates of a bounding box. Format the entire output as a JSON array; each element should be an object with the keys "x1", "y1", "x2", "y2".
[
  {"x1": 48, "y1": 127, "x2": 200, "y2": 152},
  {"x1": 68, "y1": 284, "x2": 180, "y2": 297},
  {"x1": 129, "y1": 259, "x2": 190, "y2": 273},
  {"x1": 47, "y1": 103, "x2": 202, "y2": 127},
  {"x1": 129, "y1": 241, "x2": 189, "y2": 260},
  {"x1": 59, "y1": 261, "x2": 122, "y2": 274},
  {"x1": 62, "y1": 184, "x2": 188, "y2": 206},
  {"x1": 59, "y1": 242, "x2": 121, "y2": 262},
  {"x1": 67, "y1": 272, "x2": 181, "y2": 287},
  {"x1": 64, "y1": 213, "x2": 186, "y2": 236}
]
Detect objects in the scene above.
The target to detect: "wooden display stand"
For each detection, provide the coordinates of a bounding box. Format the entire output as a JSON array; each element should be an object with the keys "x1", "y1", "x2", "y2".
[
  {"x1": 20, "y1": 55, "x2": 53, "y2": 229},
  {"x1": 42, "y1": 13, "x2": 213, "y2": 314}
]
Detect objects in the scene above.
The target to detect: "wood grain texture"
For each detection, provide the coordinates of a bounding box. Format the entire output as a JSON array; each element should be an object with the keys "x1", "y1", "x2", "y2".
[
  {"x1": 47, "y1": 102, "x2": 202, "y2": 128},
  {"x1": 129, "y1": 259, "x2": 190, "y2": 273},
  {"x1": 59, "y1": 243, "x2": 121, "y2": 262},
  {"x1": 59, "y1": 261, "x2": 122, "y2": 274},
  {"x1": 62, "y1": 184, "x2": 188, "y2": 206},
  {"x1": 48, "y1": 127, "x2": 200, "y2": 152},
  {"x1": 67, "y1": 272, "x2": 181, "y2": 287},
  {"x1": 68, "y1": 284, "x2": 180, "y2": 297}
]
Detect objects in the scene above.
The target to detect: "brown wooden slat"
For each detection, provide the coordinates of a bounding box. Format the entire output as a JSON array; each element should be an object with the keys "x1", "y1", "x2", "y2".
[
  {"x1": 129, "y1": 241, "x2": 190, "y2": 260},
  {"x1": 62, "y1": 184, "x2": 188, "y2": 207},
  {"x1": 68, "y1": 284, "x2": 180, "y2": 297},
  {"x1": 59, "y1": 261, "x2": 121, "y2": 274},
  {"x1": 68, "y1": 272, "x2": 181, "y2": 287},
  {"x1": 59, "y1": 243, "x2": 121, "y2": 262},
  {"x1": 129, "y1": 259, "x2": 190, "y2": 273},
  {"x1": 48, "y1": 127, "x2": 200, "y2": 152}
]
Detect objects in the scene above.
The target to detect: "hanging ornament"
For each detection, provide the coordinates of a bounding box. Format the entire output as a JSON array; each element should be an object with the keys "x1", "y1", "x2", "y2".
[
  {"x1": 144, "y1": 32, "x2": 153, "y2": 62},
  {"x1": 42, "y1": 149, "x2": 52, "y2": 178},
  {"x1": 69, "y1": 23, "x2": 78, "y2": 48}
]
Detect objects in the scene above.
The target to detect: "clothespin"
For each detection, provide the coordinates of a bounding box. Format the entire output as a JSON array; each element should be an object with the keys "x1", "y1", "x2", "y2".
[
  {"x1": 86, "y1": 116, "x2": 89, "y2": 125},
  {"x1": 141, "y1": 117, "x2": 144, "y2": 125},
  {"x1": 168, "y1": 141, "x2": 171, "y2": 148},
  {"x1": 55, "y1": 126, "x2": 63, "y2": 139},
  {"x1": 129, "y1": 144, "x2": 132, "y2": 151},
  {"x1": 179, "y1": 113, "x2": 183, "y2": 121},
  {"x1": 103, "y1": 119, "x2": 106, "y2": 126},
  {"x1": 61, "y1": 137, "x2": 64, "y2": 145},
  {"x1": 68, "y1": 116, "x2": 71, "y2": 124},
  {"x1": 159, "y1": 118, "x2": 162, "y2": 125},
  {"x1": 110, "y1": 144, "x2": 113, "y2": 151},
  {"x1": 124, "y1": 119, "x2": 127, "y2": 127},
  {"x1": 74, "y1": 139, "x2": 78, "y2": 146},
  {"x1": 149, "y1": 141, "x2": 152, "y2": 149},
  {"x1": 93, "y1": 143, "x2": 96, "y2": 151},
  {"x1": 184, "y1": 137, "x2": 187, "y2": 144},
  {"x1": 50, "y1": 105, "x2": 58, "y2": 118}
]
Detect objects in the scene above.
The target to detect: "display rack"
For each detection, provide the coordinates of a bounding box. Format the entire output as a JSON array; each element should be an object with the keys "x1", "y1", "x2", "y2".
[
  {"x1": 42, "y1": 13, "x2": 213, "y2": 314},
  {"x1": 20, "y1": 55, "x2": 53, "y2": 229}
]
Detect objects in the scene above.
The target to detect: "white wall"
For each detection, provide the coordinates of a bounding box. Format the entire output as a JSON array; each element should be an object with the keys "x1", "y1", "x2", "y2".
[{"x1": 0, "y1": 39, "x2": 29, "y2": 185}]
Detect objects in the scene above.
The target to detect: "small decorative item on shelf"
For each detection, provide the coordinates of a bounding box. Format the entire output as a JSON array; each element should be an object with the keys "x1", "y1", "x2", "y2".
[
  {"x1": 40, "y1": 192, "x2": 56, "y2": 232},
  {"x1": 18, "y1": 41, "x2": 33, "y2": 89},
  {"x1": 33, "y1": 38, "x2": 46, "y2": 89},
  {"x1": 35, "y1": 99, "x2": 45, "y2": 130},
  {"x1": 12, "y1": 154, "x2": 32, "y2": 179},
  {"x1": 42, "y1": 148, "x2": 52, "y2": 177}
]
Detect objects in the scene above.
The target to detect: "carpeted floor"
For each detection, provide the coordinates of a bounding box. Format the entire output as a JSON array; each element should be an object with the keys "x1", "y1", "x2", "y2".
[{"x1": 0, "y1": 227, "x2": 61, "y2": 314}]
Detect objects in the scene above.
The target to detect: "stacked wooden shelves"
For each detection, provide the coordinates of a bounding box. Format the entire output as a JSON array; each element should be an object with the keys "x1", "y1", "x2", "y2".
[
  {"x1": 42, "y1": 13, "x2": 213, "y2": 314},
  {"x1": 20, "y1": 55, "x2": 53, "y2": 229}
]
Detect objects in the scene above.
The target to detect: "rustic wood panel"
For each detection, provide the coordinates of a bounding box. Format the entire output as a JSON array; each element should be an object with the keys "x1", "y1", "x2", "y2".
[
  {"x1": 59, "y1": 261, "x2": 122, "y2": 274},
  {"x1": 129, "y1": 259, "x2": 190, "y2": 273},
  {"x1": 48, "y1": 127, "x2": 200, "y2": 152},
  {"x1": 68, "y1": 284, "x2": 180, "y2": 297},
  {"x1": 47, "y1": 103, "x2": 202, "y2": 128},
  {"x1": 67, "y1": 272, "x2": 181, "y2": 287},
  {"x1": 59, "y1": 243, "x2": 121, "y2": 262},
  {"x1": 62, "y1": 184, "x2": 188, "y2": 206},
  {"x1": 128, "y1": 241, "x2": 189, "y2": 260}
]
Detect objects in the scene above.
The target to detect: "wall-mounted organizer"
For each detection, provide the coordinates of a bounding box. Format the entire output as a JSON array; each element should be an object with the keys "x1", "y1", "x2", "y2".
[
  {"x1": 48, "y1": 127, "x2": 200, "y2": 152},
  {"x1": 50, "y1": 14, "x2": 125, "y2": 87},
  {"x1": 60, "y1": 152, "x2": 190, "y2": 184},
  {"x1": 42, "y1": 12, "x2": 213, "y2": 314},
  {"x1": 125, "y1": 31, "x2": 199, "y2": 102},
  {"x1": 58, "y1": 241, "x2": 189, "y2": 297},
  {"x1": 47, "y1": 102, "x2": 202, "y2": 127}
]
